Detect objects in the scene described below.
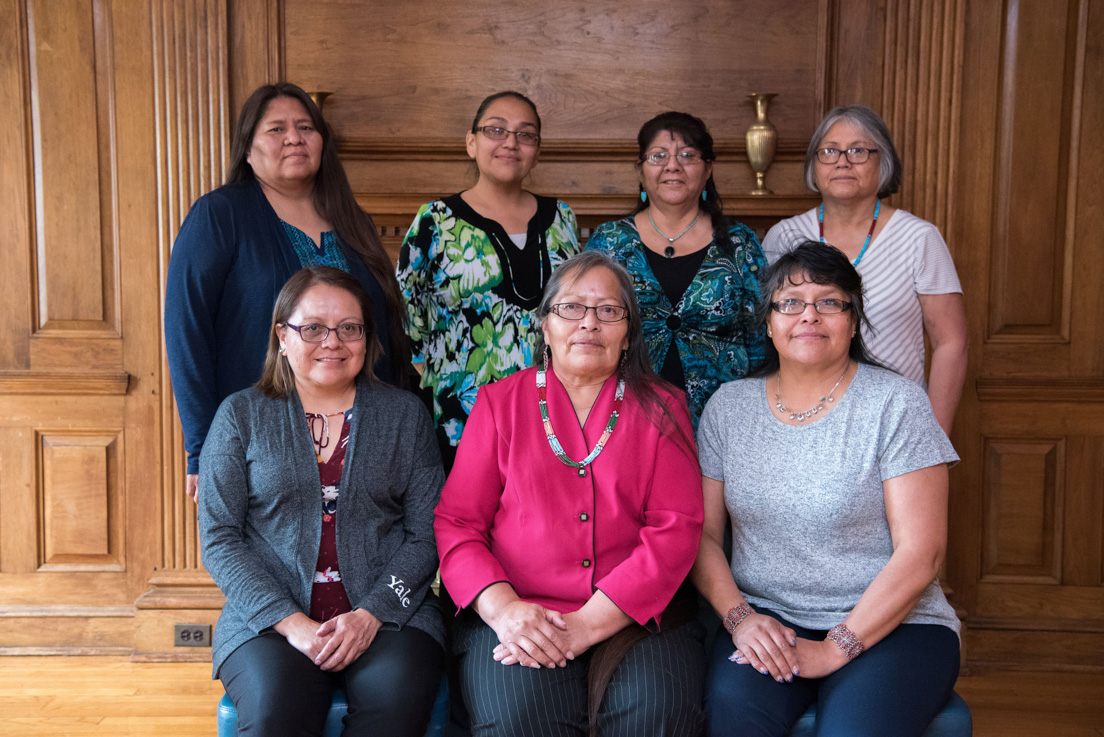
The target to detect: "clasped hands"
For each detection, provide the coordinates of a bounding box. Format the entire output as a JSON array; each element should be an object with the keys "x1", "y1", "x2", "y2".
[
  {"x1": 487, "y1": 600, "x2": 594, "y2": 669},
  {"x1": 276, "y1": 609, "x2": 382, "y2": 672},
  {"x1": 728, "y1": 613, "x2": 849, "y2": 682}
]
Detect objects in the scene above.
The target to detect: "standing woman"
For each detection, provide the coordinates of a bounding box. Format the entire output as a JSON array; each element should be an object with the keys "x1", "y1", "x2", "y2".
[
  {"x1": 165, "y1": 82, "x2": 408, "y2": 501},
  {"x1": 586, "y1": 112, "x2": 766, "y2": 426},
  {"x1": 397, "y1": 91, "x2": 580, "y2": 469},
  {"x1": 762, "y1": 104, "x2": 967, "y2": 434}
]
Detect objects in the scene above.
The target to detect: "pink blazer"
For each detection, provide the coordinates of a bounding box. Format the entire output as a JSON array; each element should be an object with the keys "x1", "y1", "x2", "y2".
[{"x1": 434, "y1": 365, "x2": 703, "y2": 627}]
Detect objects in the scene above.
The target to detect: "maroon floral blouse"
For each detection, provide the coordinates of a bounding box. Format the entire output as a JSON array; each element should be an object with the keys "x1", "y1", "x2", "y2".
[{"x1": 308, "y1": 409, "x2": 353, "y2": 622}]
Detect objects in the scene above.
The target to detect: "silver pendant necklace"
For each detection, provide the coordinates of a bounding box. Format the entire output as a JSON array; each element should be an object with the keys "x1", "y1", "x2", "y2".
[
  {"x1": 648, "y1": 209, "x2": 702, "y2": 258},
  {"x1": 774, "y1": 367, "x2": 849, "y2": 422}
]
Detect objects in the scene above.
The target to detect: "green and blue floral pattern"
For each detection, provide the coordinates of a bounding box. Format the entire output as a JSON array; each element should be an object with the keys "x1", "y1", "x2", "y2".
[
  {"x1": 586, "y1": 218, "x2": 766, "y2": 426},
  {"x1": 397, "y1": 194, "x2": 580, "y2": 454}
]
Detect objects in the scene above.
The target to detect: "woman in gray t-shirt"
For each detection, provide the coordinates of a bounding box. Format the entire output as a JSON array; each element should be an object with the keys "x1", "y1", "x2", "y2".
[{"x1": 691, "y1": 241, "x2": 962, "y2": 737}]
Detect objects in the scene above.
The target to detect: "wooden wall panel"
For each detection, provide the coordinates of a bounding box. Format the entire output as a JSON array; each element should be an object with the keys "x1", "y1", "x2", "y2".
[
  {"x1": 26, "y1": 0, "x2": 116, "y2": 332},
  {"x1": 145, "y1": 0, "x2": 228, "y2": 594},
  {"x1": 981, "y1": 439, "x2": 1063, "y2": 582},
  {"x1": 988, "y1": 0, "x2": 1080, "y2": 340},
  {"x1": 39, "y1": 433, "x2": 122, "y2": 569}
]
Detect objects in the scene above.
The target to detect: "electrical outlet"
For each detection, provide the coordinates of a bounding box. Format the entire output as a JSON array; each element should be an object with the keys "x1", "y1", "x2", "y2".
[{"x1": 173, "y1": 623, "x2": 211, "y2": 647}]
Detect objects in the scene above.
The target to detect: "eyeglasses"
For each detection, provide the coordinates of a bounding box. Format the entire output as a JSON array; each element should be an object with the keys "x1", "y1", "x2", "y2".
[
  {"x1": 816, "y1": 147, "x2": 879, "y2": 164},
  {"x1": 770, "y1": 299, "x2": 852, "y2": 315},
  {"x1": 281, "y1": 322, "x2": 367, "y2": 342},
  {"x1": 476, "y1": 126, "x2": 541, "y2": 146},
  {"x1": 549, "y1": 303, "x2": 629, "y2": 322},
  {"x1": 642, "y1": 150, "x2": 705, "y2": 166}
]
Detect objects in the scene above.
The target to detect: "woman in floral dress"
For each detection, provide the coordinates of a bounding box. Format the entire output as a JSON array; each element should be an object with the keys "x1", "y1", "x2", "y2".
[{"x1": 397, "y1": 91, "x2": 580, "y2": 469}]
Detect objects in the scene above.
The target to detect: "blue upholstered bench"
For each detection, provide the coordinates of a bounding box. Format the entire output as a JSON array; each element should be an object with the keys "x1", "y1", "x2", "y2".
[
  {"x1": 216, "y1": 674, "x2": 449, "y2": 737},
  {"x1": 789, "y1": 690, "x2": 972, "y2": 736}
]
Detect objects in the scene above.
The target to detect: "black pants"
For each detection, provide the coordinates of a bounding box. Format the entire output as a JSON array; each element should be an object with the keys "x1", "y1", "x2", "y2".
[
  {"x1": 453, "y1": 609, "x2": 706, "y2": 737},
  {"x1": 220, "y1": 627, "x2": 443, "y2": 737}
]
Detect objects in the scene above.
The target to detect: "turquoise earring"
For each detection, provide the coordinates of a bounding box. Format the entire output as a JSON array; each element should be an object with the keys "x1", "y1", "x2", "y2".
[
  {"x1": 640, "y1": 191, "x2": 647, "y2": 203},
  {"x1": 702, "y1": 190, "x2": 708, "y2": 202}
]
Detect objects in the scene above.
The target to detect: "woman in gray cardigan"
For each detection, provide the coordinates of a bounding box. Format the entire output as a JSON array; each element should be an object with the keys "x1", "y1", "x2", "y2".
[{"x1": 199, "y1": 265, "x2": 445, "y2": 737}]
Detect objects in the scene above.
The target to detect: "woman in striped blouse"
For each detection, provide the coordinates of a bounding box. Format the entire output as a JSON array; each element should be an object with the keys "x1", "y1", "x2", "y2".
[{"x1": 761, "y1": 105, "x2": 967, "y2": 435}]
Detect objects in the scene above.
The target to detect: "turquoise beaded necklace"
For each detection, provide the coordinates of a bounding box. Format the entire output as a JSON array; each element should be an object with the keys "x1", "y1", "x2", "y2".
[
  {"x1": 536, "y1": 354, "x2": 625, "y2": 478},
  {"x1": 819, "y1": 199, "x2": 880, "y2": 267}
]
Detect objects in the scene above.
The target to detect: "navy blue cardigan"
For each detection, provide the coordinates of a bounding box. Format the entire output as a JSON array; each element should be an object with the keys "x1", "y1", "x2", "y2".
[{"x1": 165, "y1": 180, "x2": 396, "y2": 474}]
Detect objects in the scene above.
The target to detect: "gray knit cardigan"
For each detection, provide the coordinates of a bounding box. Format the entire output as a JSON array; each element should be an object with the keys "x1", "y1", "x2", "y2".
[{"x1": 198, "y1": 378, "x2": 445, "y2": 677}]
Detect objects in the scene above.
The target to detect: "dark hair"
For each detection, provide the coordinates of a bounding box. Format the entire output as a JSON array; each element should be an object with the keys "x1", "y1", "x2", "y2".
[
  {"x1": 227, "y1": 83, "x2": 409, "y2": 386},
  {"x1": 748, "y1": 240, "x2": 883, "y2": 378},
  {"x1": 631, "y1": 111, "x2": 727, "y2": 243},
  {"x1": 470, "y1": 91, "x2": 542, "y2": 135},
  {"x1": 804, "y1": 104, "x2": 903, "y2": 199},
  {"x1": 535, "y1": 252, "x2": 696, "y2": 457},
  {"x1": 257, "y1": 266, "x2": 383, "y2": 399}
]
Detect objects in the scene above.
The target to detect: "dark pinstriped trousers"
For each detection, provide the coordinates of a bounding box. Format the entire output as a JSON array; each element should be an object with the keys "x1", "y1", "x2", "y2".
[{"x1": 453, "y1": 609, "x2": 706, "y2": 737}]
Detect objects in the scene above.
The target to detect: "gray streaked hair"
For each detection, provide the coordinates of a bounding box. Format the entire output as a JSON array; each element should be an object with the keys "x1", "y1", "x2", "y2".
[{"x1": 804, "y1": 105, "x2": 903, "y2": 199}]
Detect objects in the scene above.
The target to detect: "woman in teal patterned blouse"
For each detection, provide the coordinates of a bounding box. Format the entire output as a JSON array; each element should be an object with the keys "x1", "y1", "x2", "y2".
[
  {"x1": 396, "y1": 92, "x2": 580, "y2": 469},
  {"x1": 586, "y1": 112, "x2": 766, "y2": 426}
]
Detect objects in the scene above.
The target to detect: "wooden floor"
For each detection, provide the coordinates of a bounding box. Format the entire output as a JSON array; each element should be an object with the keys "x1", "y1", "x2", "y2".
[{"x1": 0, "y1": 656, "x2": 1100, "y2": 736}]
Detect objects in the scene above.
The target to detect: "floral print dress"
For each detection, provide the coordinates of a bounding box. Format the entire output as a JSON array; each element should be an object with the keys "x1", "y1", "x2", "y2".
[
  {"x1": 308, "y1": 409, "x2": 353, "y2": 623},
  {"x1": 586, "y1": 218, "x2": 767, "y2": 426},
  {"x1": 396, "y1": 193, "x2": 580, "y2": 463}
]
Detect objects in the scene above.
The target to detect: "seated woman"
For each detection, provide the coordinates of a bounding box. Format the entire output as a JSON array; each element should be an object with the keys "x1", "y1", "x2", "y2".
[
  {"x1": 199, "y1": 266, "x2": 444, "y2": 737},
  {"x1": 434, "y1": 252, "x2": 706, "y2": 737},
  {"x1": 691, "y1": 242, "x2": 961, "y2": 737}
]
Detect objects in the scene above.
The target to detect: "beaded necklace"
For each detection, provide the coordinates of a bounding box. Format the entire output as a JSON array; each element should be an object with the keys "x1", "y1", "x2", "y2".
[
  {"x1": 819, "y1": 199, "x2": 880, "y2": 266},
  {"x1": 306, "y1": 410, "x2": 349, "y2": 463},
  {"x1": 536, "y1": 355, "x2": 625, "y2": 477}
]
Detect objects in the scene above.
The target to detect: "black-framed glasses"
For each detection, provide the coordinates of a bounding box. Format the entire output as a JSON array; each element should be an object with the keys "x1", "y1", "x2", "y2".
[
  {"x1": 549, "y1": 303, "x2": 628, "y2": 322},
  {"x1": 642, "y1": 150, "x2": 705, "y2": 166},
  {"x1": 816, "y1": 147, "x2": 879, "y2": 164},
  {"x1": 281, "y1": 322, "x2": 367, "y2": 342},
  {"x1": 476, "y1": 126, "x2": 541, "y2": 146},
  {"x1": 770, "y1": 299, "x2": 852, "y2": 315}
]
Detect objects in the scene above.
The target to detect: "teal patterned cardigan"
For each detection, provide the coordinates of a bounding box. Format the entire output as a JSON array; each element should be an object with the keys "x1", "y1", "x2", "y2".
[{"x1": 586, "y1": 217, "x2": 767, "y2": 426}]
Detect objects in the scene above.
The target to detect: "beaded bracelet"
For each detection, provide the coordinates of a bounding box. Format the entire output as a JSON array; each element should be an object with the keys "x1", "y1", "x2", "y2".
[
  {"x1": 723, "y1": 603, "x2": 755, "y2": 635},
  {"x1": 826, "y1": 623, "x2": 865, "y2": 660}
]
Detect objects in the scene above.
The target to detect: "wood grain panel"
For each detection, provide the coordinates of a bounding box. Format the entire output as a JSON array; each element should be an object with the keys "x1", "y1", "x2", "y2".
[
  {"x1": 284, "y1": 0, "x2": 823, "y2": 148},
  {"x1": 988, "y1": 0, "x2": 1081, "y2": 339},
  {"x1": 0, "y1": 0, "x2": 34, "y2": 368},
  {"x1": 881, "y1": 0, "x2": 965, "y2": 233},
  {"x1": 38, "y1": 432, "x2": 122, "y2": 569},
  {"x1": 982, "y1": 438, "x2": 1063, "y2": 582},
  {"x1": 151, "y1": 0, "x2": 228, "y2": 576},
  {"x1": 26, "y1": 0, "x2": 116, "y2": 329}
]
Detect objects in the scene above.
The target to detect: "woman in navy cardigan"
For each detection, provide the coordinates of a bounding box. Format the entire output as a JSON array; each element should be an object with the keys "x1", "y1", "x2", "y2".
[{"x1": 165, "y1": 82, "x2": 407, "y2": 502}]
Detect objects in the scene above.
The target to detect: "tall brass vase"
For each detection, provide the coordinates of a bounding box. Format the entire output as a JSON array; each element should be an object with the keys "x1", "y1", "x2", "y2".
[{"x1": 746, "y1": 93, "x2": 778, "y2": 195}]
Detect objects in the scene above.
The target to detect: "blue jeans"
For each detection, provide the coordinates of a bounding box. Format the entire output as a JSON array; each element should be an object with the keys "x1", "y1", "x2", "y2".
[{"x1": 704, "y1": 610, "x2": 959, "y2": 737}]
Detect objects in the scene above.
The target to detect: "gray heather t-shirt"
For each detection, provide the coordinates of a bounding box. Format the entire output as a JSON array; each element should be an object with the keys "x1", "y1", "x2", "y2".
[{"x1": 697, "y1": 363, "x2": 961, "y2": 636}]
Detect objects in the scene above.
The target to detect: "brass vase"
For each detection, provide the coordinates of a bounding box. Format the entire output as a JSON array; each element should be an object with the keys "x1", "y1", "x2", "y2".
[
  {"x1": 746, "y1": 93, "x2": 778, "y2": 195},
  {"x1": 307, "y1": 91, "x2": 333, "y2": 116}
]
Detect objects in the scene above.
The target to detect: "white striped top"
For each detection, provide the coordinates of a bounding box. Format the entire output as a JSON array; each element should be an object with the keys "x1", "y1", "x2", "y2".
[{"x1": 762, "y1": 208, "x2": 962, "y2": 388}]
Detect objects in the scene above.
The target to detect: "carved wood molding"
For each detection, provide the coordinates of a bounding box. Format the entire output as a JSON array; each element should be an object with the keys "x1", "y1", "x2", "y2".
[
  {"x1": 337, "y1": 138, "x2": 812, "y2": 163},
  {"x1": 881, "y1": 0, "x2": 966, "y2": 232},
  {"x1": 0, "y1": 370, "x2": 129, "y2": 395},
  {"x1": 135, "y1": 584, "x2": 225, "y2": 610},
  {"x1": 151, "y1": 0, "x2": 229, "y2": 575},
  {"x1": 356, "y1": 193, "x2": 822, "y2": 220},
  {"x1": 976, "y1": 377, "x2": 1104, "y2": 402}
]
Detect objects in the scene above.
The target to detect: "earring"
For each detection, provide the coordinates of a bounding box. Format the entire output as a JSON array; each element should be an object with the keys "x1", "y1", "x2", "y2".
[
  {"x1": 702, "y1": 190, "x2": 708, "y2": 202},
  {"x1": 619, "y1": 350, "x2": 627, "y2": 373},
  {"x1": 640, "y1": 191, "x2": 647, "y2": 203},
  {"x1": 279, "y1": 347, "x2": 287, "y2": 356},
  {"x1": 767, "y1": 329, "x2": 773, "y2": 337}
]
